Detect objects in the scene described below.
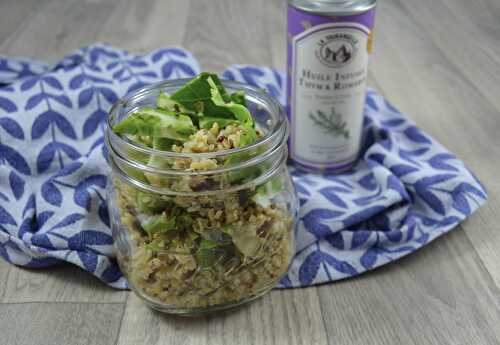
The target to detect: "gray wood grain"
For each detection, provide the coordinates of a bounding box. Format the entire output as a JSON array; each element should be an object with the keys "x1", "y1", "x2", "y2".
[
  {"x1": 183, "y1": 0, "x2": 273, "y2": 73},
  {"x1": 265, "y1": 0, "x2": 287, "y2": 69},
  {"x1": 117, "y1": 289, "x2": 328, "y2": 345},
  {"x1": 0, "y1": 0, "x2": 500, "y2": 344},
  {"x1": 460, "y1": 183, "x2": 500, "y2": 289},
  {"x1": 0, "y1": 0, "x2": 41, "y2": 45},
  {"x1": 0, "y1": 258, "x2": 10, "y2": 301},
  {"x1": 318, "y1": 228, "x2": 500, "y2": 345},
  {"x1": 0, "y1": 0, "x2": 115, "y2": 61},
  {"x1": 2, "y1": 264, "x2": 127, "y2": 303},
  {"x1": 0, "y1": 302, "x2": 124, "y2": 345},
  {"x1": 97, "y1": 0, "x2": 191, "y2": 52},
  {"x1": 400, "y1": 0, "x2": 500, "y2": 113}
]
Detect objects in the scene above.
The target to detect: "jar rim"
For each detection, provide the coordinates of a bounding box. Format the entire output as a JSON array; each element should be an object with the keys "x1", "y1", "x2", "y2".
[
  {"x1": 106, "y1": 78, "x2": 287, "y2": 163},
  {"x1": 108, "y1": 144, "x2": 288, "y2": 196}
]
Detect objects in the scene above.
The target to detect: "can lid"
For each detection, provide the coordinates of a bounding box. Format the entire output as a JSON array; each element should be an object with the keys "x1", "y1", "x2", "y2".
[{"x1": 289, "y1": 0, "x2": 376, "y2": 16}]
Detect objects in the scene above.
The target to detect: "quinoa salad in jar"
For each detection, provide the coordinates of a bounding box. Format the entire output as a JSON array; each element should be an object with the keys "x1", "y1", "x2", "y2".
[{"x1": 105, "y1": 73, "x2": 298, "y2": 315}]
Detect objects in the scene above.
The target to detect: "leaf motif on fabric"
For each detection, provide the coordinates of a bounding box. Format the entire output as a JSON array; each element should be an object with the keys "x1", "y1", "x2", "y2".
[
  {"x1": 9, "y1": 171, "x2": 25, "y2": 200},
  {"x1": 0, "y1": 205, "x2": 17, "y2": 226},
  {"x1": 31, "y1": 234, "x2": 55, "y2": 250},
  {"x1": 451, "y1": 182, "x2": 487, "y2": 215},
  {"x1": 427, "y1": 153, "x2": 458, "y2": 172},
  {"x1": 77, "y1": 251, "x2": 98, "y2": 272},
  {"x1": 25, "y1": 93, "x2": 45, "y2": 111},
  {"x1": 68, "y1": 230, "x2": 113, "y2": 250},
  {"x1": 298, "y1": 250, "x2": 323, "y2": 285},
  {"x1": 42, "y1": 76, "x2": 63, "y2": 90},
  {"x1": 403, "y1": 126, "x2": 431, "y2": 144},
  {"x1": 83, "y1": 109, "x2": 106, "y2": 138},
  {"x1": 78, "y1": 88, "x2": 94, "y2": 108},
  {"x1": 360, "y1": 248, "x2": 378, "y2": 269},
  {"x1": 0, "y1": 117, "x2": 24, "y2": 139},
  {"x1": 357, "y1": 173, "x2": 377, "y2": 190},
  {"x1": 69, "y1": 74, "x2": 85, "y2": 90},
  {"x1": 74, "y1": 175, "x2": 107, "y2": 211},
  {"x1": 41, "y1": 181, "x2": 62, "y2": 206},
  {"x1": 390, "y1": 164, "x2": 419, "y2": 177},
  {"x1": 365, "y1": 95, "x2": 379, "y2": 110},
  {"x1": 0, "y1": 143, "x2": 31, "y2": 174},
  {"x1": 322, "y1": 252, "x2": 357, "y2": 275},
  {"x1": 351, "y1": 231, "x2": 371, "y2": 249},
  {"x1": 343, "y1": 205, "x2": 386, "y2": 227},
  {"x1": 50, "y1": 213, "x2": 84, "y2": 231},
  {"x1": 319, "y1": 187, "x2": 348, "y2": 209},
  {"x1": 161, "y1": 60, "x2": 196, "y2": 79},
  {"x1": 22, "y1": 194, "x2": 36, "y2": 218},
  {"x1": 381, "y1": 118, "x2": 405, "y2": 127},
  {"x1": 49, "y1": 94, "x2": 72, "y2": 108}
]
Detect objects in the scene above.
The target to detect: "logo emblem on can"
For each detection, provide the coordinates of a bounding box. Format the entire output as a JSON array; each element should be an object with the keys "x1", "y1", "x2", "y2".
[{"x1": 316, "y1": 33, "x2": 358, "y2": 68}]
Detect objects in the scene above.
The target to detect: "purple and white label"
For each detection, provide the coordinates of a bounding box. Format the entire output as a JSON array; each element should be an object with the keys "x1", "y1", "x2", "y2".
[{"x1": 287, "y1": 5, "x2": 376, "y2": 171}]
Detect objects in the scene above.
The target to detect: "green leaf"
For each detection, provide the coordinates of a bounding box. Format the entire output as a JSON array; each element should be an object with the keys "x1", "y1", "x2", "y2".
[
  {"x1": 253, "y1": 176, "x2": 284, "y2": 207},
  {"x1": 152, "y1": 137, "x2": 175, "y2": 151},
  {"x1": 177, "y1": 213, "x2": 194, "y2": 229},
  {"x1": 121, "y1": 165, "x2": 147, "y2": 183},
  {"x1": 146, "y1": 137, "x2": 176, "y2": 171},
  {"x1": 223, "y1": 143, "x2": 266, "y2": 183},
  {"x1": 201, "y1": 229, "x2": 233, "y2": 246},
  {"x1": 113, "y1": 107, "x2": 195, "y2": 141},
  {"x1": 207, "y1": 76, "x2": 254, "y2": 128},
  {"x1": 230, "y1": 91, "x2": 246, "y2": 106},
  {"x1": 227, "y1": 225, "x2": 261, "y2": 257},
  {"x1": 194, "y1": 237, "x2": 238, "y2": 268},
  {"x1": 142, "y1": 213, "x2": 176, "y2": 238},
  {"x1": 221, "y1": 224, "x2": 234, "y2": 236},
  {"x1": 126, "y1": 134, "x2": 153, "y2": 150},
  {"x1": 170, "y1": 72, "x2": 234, "y2": 118},
  {"x1": 199, "y1": 116, "x2": 241, "y2": 130},
  {"x1": 238, "y1": 126, "x2": 257, "y2": 147},
  {"x1": 144, "y1": 241, "x2": 165, "y2": 252},
  {"x1": 194, "y1": 239, "x2": 220, "y2": 268},
  {"x1": 156, "y1": 91, "x2": 190, "y2": 113},
  {"x1": 117, "y1": 138, "x2": 150, "y2": 182},
  {"x1": 136, "y1": 192, "x2": 169, "y2": 213}
]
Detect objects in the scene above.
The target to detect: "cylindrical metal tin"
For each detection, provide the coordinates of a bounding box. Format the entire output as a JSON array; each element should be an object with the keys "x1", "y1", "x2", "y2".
[{"x1": 287, "y1": 0, "x2": 377, "y2": 172}]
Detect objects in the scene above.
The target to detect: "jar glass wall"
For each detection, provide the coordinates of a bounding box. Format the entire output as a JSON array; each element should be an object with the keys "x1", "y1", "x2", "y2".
[{"x1": 105, "y1": 79, "x2": 298, "y2": 315}]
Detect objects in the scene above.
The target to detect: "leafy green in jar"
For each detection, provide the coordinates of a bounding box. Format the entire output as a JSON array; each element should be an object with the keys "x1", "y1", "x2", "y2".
[
  {"x1": 229, "y1": 90, "x2": 246, "y2": 106},
  {"x1": 113, "y1": 72, "x2": 260, "y2": 154},
  {"x1": 253, "y1": 176, "x2": 285, "y2": 207},
  {"x1": 136, "y1": 192, "x2": 169, "y2": 213},
  {"x1": 194, "y1": 238, "x2": 236, "y2": 269},
  {"x1": 169, "y1": 72, "x2": 234, "y2": 119},
  {"x1": 113, "y1": 108, "x2": 196, "y2": 141},
  {"x1": 207, "y1": 76, "x2": 254, "y2": 129},
  {"x1": 222, "y1": 225, "x2": 261, "y2": 258},
  {"x1": 156, "y1": 91, "x2": 191, "y2": 114},
  {"x1": 142, "y1": 213, "x2": 176, "y2": 238}
]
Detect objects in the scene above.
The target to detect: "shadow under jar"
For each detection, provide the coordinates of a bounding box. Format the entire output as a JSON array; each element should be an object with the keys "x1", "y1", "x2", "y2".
[{"x1": 105, "y1": 79, "x2": 298, "y2": 315}]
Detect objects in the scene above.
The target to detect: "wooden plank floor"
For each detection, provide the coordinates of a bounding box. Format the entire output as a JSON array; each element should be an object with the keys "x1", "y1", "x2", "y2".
[{"x1": 1, "y1": 0, "x2": 500, "y2": 344}]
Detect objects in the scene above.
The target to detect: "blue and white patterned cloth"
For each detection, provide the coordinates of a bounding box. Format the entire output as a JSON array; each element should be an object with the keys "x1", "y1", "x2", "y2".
[{"x1": 0, "y1": 44, "x2": 487, "y2": 289}]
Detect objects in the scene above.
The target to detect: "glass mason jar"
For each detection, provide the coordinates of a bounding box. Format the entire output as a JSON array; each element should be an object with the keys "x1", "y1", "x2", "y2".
[{"x1": 105, "y1": 79, "x2": 298, "y2": 315}]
